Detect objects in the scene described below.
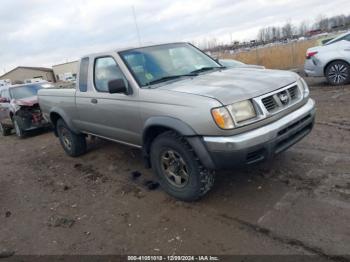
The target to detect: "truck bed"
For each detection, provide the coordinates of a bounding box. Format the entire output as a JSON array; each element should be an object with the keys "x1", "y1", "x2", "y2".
[{"x1": 38, "y1": 88, "x2": 77, "y2": 123}]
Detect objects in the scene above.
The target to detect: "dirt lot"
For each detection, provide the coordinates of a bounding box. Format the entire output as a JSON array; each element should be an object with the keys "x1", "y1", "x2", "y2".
[{"x1": 0, "y1": 77, "x2": 349, "y2": 260}]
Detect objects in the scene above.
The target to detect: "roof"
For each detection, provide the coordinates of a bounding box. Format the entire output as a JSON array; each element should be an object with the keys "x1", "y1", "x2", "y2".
[
  {"x1": 115, "y1": 41, "x2": 187, "y2": 52},
  {"x1": 84, "y1": 42, "x2": 188, "y2": 58},
  {"x1": 52, "y1": 60, "x2": 79, "y2": 67},
  {"x1": 0, "y1": 66, "x2": 53, "y2": 79}
]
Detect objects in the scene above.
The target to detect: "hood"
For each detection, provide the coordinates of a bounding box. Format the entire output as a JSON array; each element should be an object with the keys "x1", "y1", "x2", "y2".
[
  {"x1": 14, "y1": 96, "x2": 38, "y2": 106},
  {"x1": 158, "y1": 68, "x2": 298, "y2": 105}
]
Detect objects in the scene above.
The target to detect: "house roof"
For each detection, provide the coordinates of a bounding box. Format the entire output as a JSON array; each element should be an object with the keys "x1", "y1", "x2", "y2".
[
  {"x1": 0, "y1": 66, "x2": 53, "y2": 79},
  {"x1": 52, "y1": 60, "x2": 79, "y2": 67}
]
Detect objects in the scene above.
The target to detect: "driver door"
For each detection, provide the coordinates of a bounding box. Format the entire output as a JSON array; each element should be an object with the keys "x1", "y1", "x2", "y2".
[{"x1": 75, "y1": 56, "x2": 142, "y2": 146}]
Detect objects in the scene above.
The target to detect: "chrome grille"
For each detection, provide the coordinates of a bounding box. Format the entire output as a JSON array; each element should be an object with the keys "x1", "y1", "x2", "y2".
[
  {"x1": 288, "y1": 85, "x2": 298, "y2": 99},
  {"x1": 261, "y1": 96, "x2": 277, "y2": 111},
  {"x1": 261, "y1": 85, "x2": 300, "y2": 113}
]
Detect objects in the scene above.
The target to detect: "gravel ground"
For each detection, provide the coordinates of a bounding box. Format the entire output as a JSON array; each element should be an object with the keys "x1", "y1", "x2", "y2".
[{"x1": 0, "y1": 77, "x2": 349, "y2": 260}]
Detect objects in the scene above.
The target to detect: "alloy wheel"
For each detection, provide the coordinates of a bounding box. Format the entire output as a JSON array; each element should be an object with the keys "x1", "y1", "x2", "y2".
[
  {"x1": 328, "y1": 63, "x2": 349, "y2": 84},
  {"x1": 59, "y1": 126, "x2": 72, "y2": 151},
  {"x1": 160, "y1": 149, "x2": 189, "y2": 188}
]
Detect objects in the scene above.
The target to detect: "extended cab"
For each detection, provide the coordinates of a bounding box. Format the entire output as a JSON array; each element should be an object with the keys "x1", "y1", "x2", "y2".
[{"x1": 38, "y1": 42, "x2": 316, "y2": 201}]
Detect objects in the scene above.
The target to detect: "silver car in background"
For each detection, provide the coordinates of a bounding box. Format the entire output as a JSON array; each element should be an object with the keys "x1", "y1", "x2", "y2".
[{"x1": 304, "y1": 31, "x2": 350, "y2": 85}]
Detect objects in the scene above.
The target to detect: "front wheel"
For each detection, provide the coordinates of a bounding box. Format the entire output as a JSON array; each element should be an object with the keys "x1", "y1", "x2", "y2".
[
  {"x1": 56, "y1": 119, "x2": 87, "y2": 157},
  {"x1": 0, "y1": 123, "x2": 11, "y2": 136},
  {"x1": 325, "y1": 61, "x2": 350, "y2": 86},
  {"x1": 150, "y1": 131, "x2": 215, "y2": 201},
  {"x1": 13, "y1": 116, "x2": 26, "y2": 138}
]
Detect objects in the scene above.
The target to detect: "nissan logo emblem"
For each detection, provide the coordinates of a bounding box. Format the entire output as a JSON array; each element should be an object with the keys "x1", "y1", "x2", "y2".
[{"x1": 278, "y1": 92, "x2": 289, "y2": 105}]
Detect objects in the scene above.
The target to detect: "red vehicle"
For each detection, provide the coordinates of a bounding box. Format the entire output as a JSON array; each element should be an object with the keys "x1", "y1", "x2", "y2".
[{"x1": 0, "y1": 83, "x2": 50, "y2": 138}]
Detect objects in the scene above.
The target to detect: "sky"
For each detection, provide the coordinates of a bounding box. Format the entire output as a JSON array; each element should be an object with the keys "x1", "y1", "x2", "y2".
[{"x1": 1, "y1": 0, "x2": 350, "y2": 74}]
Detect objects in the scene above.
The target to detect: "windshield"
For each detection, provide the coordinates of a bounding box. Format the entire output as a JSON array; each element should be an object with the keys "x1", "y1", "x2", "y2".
[
  {"x1": 10, "y1": 84, "x2": 43, "y2": 99},
  {"x1": 325, "y1": 32, "x2": 350, "y2": 45},
  {"x1": 119, "y1": 43, "x2": 221, "y2": 87}
]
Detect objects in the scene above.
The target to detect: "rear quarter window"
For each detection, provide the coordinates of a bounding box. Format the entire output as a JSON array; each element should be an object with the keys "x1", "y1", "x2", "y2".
[{"x1": 79, "y1": 57, "x2": 89, "y2": 92}]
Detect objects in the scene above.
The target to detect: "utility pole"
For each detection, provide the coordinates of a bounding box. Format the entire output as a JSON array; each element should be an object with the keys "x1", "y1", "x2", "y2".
[{"x1": 132, "y1": 6, "x2": 141, "y2": 46}]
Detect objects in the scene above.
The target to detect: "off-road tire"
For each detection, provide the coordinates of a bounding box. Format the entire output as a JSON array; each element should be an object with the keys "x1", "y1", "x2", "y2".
[
  {"x1": 150, "y1": 131, "x2": 215, "y2": 201},
  {"x1": 13, "y1": 116, "x2": 26, "y2": 138},
  {"x1": 56, "y1": 119, "x2": 87, "y2": 157},
  {"x1": 325, "y1": 61, "x2": 350, "y2": 86},
  {"x1": 0, "y1": 123, "x2": 11, "y2": 136}
]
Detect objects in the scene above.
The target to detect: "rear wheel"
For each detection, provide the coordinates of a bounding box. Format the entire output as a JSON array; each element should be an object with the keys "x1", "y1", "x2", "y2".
[
  {"x1": 150, "y1": 131, "x2": 215, "y2": 201},
  {"x1": 325, "y1": 61, "x2": 350, "y2": 86},
  {"x1": 13, "y1": 116, "x2": 26, "y2": 138},
  {"x1": 56, "y1": 119, "x2": 87, "y2": 157},
  {"x1": 0, "y1": 123, "x2": 11, "y2": 136}
]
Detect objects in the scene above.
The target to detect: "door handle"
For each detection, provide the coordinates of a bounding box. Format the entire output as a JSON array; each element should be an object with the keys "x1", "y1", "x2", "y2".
[{"x1": 91, "y1": 98, "x2": 98, "y2": 104}]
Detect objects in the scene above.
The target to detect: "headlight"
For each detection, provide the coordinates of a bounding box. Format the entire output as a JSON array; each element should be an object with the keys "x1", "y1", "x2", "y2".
[
  {"x1": 297, "y1": 77, "x2": 309, "y2": 98},
  {"x1": 227, "y1": 100, "x2": 256, "y2": 123},
  {"x1": 211, "y1": 107, "x2": 234, "y2": 129},
  {"x1": 211, "y1": 100, "x2": 257, "y2": 129}
]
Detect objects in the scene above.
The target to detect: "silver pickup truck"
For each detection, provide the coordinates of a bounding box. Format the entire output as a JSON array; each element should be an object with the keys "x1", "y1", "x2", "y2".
[{"x1": 38, "y1": 42, "x2": 315, "y2": 201}]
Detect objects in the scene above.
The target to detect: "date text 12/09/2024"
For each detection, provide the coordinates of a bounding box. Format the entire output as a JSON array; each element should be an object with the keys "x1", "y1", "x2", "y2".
[{"x1": 127, "y1": 255, "x2": 220, "y2": 261}]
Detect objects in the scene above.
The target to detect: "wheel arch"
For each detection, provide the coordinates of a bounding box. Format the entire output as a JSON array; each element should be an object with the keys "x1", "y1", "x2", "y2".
[
  {"x1": 49, "y1": 108, "x2": 80, "y2": 136},
  {"x1": 142, "y1": 117, "x2": 215, "y2": 169},
  {"x1": 324, "y1": 59, "x2": 350, "y2": 75}
]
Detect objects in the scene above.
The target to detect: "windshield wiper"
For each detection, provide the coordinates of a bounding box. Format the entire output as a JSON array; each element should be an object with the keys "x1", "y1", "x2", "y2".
[
  {"x1": 145, "y1": 73, "x2": 197, "y2": 86},
  {"x1": 190, "y1": 66, "x2": 225, "y2": 74}
]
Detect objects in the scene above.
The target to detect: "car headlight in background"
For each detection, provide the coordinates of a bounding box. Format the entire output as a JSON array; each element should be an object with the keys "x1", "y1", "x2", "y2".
[
  {"x1": 297, "y1": 77, "x2": 310, "y2": 98},
  {"x1": 211, "y1": 100, "x2": 256, "y2": 129},
  {"x1": 227, "y1": 100, "x2": 256, "y2": 123}
]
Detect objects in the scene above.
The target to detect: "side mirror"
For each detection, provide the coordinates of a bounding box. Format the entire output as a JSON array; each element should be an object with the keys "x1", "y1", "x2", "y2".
[
  {"x1": 108, "y1": 79, "x2": 127, "y2": 94},
  {"x1": 0, "y1": 97, "x2": 10, "y2": 103}
]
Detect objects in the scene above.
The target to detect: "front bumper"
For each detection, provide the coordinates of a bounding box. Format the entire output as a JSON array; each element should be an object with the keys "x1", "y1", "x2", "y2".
[
  {"x1": 202, "y1": 98, "x2": 316, "y2": 169},
  {"x1": 16, "y1": 115, "x2": 50, "y2": 131}
]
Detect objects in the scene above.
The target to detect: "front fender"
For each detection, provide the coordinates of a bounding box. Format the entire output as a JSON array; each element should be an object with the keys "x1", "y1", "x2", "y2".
[
  {"x1": 142, "y1": 116, "x2": 216, "y2": 170},
  {"x1": 143, "y1": 116, "x2": 197, "y2": 138}
]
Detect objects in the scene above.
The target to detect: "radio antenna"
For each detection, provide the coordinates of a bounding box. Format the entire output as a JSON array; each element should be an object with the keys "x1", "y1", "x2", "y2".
[{"x1": 132, "y1": 6, "x2": 141, "y2": 46}]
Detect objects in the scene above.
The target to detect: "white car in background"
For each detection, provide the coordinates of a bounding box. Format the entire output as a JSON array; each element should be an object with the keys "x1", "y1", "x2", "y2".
[
  {"x1": 0, "y1": 79, "x2": 11, "y2": 88},
  {"x1": 304, "y1": 31, "x2": 350, "y2": 85},
  {"x1": 219, "y1": 59, "x2": 265, "y2": 69},
  {"x1": 24, "y1": 78, "x2": 47, "y2": 84}
]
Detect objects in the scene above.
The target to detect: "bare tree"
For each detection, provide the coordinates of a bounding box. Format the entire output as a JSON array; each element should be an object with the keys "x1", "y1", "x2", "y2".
[
  {"x1": 281, "y1": 22, "x2": 293, "y2": 38},
  {"x1": 298, "y1": 21, "x2": 309, "y2": 35}
]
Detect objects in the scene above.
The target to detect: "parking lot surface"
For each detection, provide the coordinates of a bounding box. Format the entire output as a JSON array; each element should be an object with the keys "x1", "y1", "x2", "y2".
[{"x1": 0, "y1": 77, "x2": 349, "y2": 259}]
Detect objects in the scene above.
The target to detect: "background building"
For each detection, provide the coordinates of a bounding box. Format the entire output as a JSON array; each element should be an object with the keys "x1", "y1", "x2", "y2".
[
  {"x1": 0, "y1": 66, "x2": 55, "y2": 84},
  {"x1": 52, "y1": 61, "x2": 78, "y2": 82}
]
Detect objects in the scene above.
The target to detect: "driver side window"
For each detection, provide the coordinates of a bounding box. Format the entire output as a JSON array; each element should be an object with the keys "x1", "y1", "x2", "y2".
[{"x1": 94, "y1": 57, "x2": 126, "y2": 92}]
